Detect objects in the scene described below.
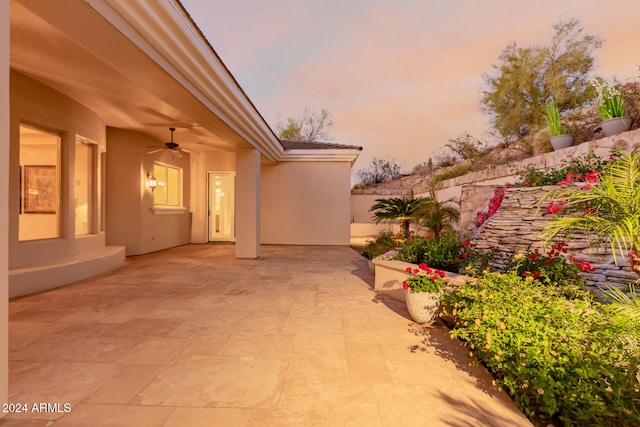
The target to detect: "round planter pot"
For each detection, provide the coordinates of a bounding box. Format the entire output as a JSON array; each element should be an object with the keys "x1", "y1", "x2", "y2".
[
  {"x1": 602, "y1": 116, "x2": 632, "y2": 137},
  {"x1": 405, "y1": 289, "x2": 441, "y2": 325},
  {"x1": 550, "y1": 134, "x2": 574, "y2": 151},
  {"x1": 368, "y1": 260, "x2": 375, "y2": 275}
]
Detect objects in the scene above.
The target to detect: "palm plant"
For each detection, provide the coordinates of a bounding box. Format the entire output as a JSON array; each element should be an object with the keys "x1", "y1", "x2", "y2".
[
  {"x1": 415, "y1": 188, "x2": 460, "y2": 235},
  {"x1": 541, "y1": 149, "x2": 640, "y2": 277},
  {"x1": 369, "y1": 196, "x2": 424, "y2": 237}
]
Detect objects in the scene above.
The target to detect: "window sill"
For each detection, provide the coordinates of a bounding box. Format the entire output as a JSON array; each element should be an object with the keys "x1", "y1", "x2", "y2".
[{"x1": 152, "y1": 206, "x2": 188, "y2": 215}]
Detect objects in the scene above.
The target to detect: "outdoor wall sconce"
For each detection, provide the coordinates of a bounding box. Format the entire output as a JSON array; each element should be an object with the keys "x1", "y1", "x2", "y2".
[{"x1": 147, "y1": 172, "x2": 158, "y2": 192}]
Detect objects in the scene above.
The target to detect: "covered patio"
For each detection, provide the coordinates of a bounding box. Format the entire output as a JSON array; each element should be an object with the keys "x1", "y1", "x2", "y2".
[{"x1": 4, "y1": 244, "x2": 531, "y2": 426}]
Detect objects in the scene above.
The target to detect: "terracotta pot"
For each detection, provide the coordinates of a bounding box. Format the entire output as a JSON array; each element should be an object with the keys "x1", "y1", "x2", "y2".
[
  {"x1": 601, "y1": 116, "x2": 632, "y2": 137},
  {"x1": 550, "y1": 134, "x2": 574, "y2": 151},
  {"x1": 405, "y1": 289, "x2": 441, "y2": 325}
]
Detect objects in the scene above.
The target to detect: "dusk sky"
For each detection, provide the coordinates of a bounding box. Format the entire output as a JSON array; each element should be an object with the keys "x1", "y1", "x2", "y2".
[{"x1": 181, "y1": 0, "x2": 639, "y2": 179}]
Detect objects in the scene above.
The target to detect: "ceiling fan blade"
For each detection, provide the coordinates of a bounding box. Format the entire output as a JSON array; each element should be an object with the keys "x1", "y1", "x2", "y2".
[{"x1": 146, "y1": 148, "x2": 164, "y2": 155}]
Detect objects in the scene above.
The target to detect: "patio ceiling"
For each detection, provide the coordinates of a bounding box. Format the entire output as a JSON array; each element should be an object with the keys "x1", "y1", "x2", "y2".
[{"x1": 10, "y1": 0, "x2": 284, "y2": 162}]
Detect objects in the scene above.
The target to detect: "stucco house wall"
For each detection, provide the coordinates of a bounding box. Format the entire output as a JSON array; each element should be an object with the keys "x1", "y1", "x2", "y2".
[
  {"x1": 261, "y1": 161, "x2": 352, "y2": 245},
  {"x1": 1, "y1": 0, "x2": 9, "y2": 404},
  {"x1": 9, "y1": 71, "x2": 125, "y2": 297},
  {"x1": 105, "y1": 128, "x2": 191, "y2": 256}
]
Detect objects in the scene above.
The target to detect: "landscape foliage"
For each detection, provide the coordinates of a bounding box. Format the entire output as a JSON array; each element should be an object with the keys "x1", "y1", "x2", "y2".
[{"x1": 441, "y1": 271, "x2": 640, "y2": 426}]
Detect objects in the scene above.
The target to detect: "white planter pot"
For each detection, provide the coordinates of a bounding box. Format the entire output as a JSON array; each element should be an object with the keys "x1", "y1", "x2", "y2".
[
  {"x1": 550, "y1": 134, "x2": 574, "y2": 151},
  {"x1": 405, "y1": 289, "x2": 441, "y2": 325},
  {"x1": 601, "y1": 116, "x2": 632, "y2": 137}
]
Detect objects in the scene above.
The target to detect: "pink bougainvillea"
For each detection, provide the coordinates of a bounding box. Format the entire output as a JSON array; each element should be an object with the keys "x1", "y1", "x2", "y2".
[{"x1": 474, "y1": 187, "x2": 506, "y2": 227}]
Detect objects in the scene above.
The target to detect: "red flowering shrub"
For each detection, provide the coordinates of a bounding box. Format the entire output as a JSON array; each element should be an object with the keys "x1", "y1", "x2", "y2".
[
  {"x1": 474, "y1": 187, "x2": 506, "y2": 227},
  {"x1": 402, "y1": 263, "x2": 446, "y2": 293},
  {"x1": 505, "y1": 242, "x2": 593, "y2": 299}
]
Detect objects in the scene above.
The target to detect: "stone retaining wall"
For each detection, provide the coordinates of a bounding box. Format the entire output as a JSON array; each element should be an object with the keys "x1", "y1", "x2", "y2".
[{"x1": 472, "y1": 186, "x2": 637, "y2": 293}]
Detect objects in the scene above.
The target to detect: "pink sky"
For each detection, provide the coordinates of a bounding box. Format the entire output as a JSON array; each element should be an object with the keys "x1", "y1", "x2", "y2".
[{"x1": 181, "y1": 0, "x2": 639, "y2": 179}]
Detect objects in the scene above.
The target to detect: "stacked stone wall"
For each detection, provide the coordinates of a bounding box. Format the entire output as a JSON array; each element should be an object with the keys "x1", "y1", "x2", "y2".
[{"x1": 472, "y1": 186, "x2": 637, "y2": 293}]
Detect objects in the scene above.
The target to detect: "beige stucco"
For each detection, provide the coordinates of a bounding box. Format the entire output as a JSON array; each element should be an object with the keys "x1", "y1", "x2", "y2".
[
  {"x1": 236, "y1": 148, "x2": 261, "y2": 258},
  {"x1": 8, "y1": 71, "x2": 125, "y2": 297},
  {"x1": 261, "y1": 161, "x2": 352, "y2": 245},
  {"x1": 1, "y1": 0, "x2": 9, "y2": 406},
  {"x1": 105, "y1": 128, "x2": 191, "y2": 256}
]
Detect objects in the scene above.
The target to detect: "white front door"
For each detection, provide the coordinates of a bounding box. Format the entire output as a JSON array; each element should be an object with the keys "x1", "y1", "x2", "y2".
[{"x1": 208, "y1": 172, "x2": 235, "y2": 241}]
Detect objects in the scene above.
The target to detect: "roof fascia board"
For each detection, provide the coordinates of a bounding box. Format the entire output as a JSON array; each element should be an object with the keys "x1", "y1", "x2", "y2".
[{"x1": 279, "y1": 149, "x2": 362, "y2": 166}]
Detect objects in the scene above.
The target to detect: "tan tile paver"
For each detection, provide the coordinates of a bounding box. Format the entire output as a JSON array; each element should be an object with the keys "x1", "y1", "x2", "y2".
[{"x1": 3, "y1": 244, "x2": 532, "y2": 426}]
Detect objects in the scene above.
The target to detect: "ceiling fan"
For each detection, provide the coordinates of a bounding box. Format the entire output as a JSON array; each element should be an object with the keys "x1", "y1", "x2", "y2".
[{"x1": 146, "y1": 127, "x2": 189, "y2": 158}]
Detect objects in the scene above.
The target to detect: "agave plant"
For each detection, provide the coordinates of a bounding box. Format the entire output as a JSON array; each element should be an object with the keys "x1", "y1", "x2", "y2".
[
  {"x1": 369, "y1": 195, "x2": 424, "y2": 237},
  {"x1": 541, "y1": 149, "x2": 640, "y2": 276}
]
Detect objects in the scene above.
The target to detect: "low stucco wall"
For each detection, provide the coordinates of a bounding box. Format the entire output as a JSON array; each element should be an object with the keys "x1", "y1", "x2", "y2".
[{"x1": 372, "y1": 250, "x2": 468, "y2": 302}]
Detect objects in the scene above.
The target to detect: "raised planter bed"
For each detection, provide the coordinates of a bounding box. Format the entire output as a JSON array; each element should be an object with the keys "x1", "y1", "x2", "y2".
[{"x1": 371, "y1": 250, "x2": 469, "y2": 302}]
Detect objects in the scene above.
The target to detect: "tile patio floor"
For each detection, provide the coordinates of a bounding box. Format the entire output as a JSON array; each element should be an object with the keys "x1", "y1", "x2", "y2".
[{"x1": 3, "y1": 244, "x2": 532, "y2": 426}]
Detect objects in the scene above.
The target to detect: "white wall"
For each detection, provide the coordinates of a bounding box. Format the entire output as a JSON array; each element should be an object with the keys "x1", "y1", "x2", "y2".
[
  {"x1": 1, "y1": 0, "x2": 10, "y2": 406},
  {"x1": 9, "y1": 71, "x2": 107, "y2": 269},
  {"x1": 261, "y1": 161, "x2": 352, "y2": 245},
  {"x1": 106, "y1": 128, "x2": 191, "y2": 255}
]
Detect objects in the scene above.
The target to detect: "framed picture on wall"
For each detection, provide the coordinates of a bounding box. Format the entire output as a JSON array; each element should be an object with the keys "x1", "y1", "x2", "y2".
[{"x1": 23, "y1": 165, "x2": 57, "y2": 214}]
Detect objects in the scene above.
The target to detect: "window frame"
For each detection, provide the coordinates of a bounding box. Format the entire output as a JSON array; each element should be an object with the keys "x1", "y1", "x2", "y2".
[{"x1": 151, "y1": 162, "x2": 186, "y2": 215}]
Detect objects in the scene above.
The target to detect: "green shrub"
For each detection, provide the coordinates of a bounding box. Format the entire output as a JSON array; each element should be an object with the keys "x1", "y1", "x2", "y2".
[
  {"x1": 361, "y1": 230, "x2": 396, "y2": 260},
  {"x1": 456, "y1": 240, "x2": 500, "y2": 275},
  {"x1": 504, "y1": 241, "x2": 594, "y2": 300},
  {"x1": 512, "y1": 152, "x2": 613, "y2": 187},
  {"x1": 441, "y1": 272, "x2": 640, "y2": 426},
  {"x1": 395, "y1": 229, "x2": 461, "y2": 271},
  {"x1": 432, "y1": 162, "x2": 475, "y2": 184}
]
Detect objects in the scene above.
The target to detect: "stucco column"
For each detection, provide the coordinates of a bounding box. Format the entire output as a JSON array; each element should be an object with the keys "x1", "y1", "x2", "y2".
[
  {"x1": 1, "y1": 0, "x2": 10, "y2": 407},
  {"x1": 235, "y1": 148, "x2": 260, "y2": 258}
]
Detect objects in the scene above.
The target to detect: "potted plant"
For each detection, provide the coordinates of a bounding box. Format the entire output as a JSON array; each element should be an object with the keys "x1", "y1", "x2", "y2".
[
  {"x1": 591, "y1": 77, "x2": 632, "y2": 136},
  {"x1": 402, "y1": 263, "x2": 447, "y2": 325},
  {"x1": 545, "y1": 97, "x2": 573, "y2": 150}
]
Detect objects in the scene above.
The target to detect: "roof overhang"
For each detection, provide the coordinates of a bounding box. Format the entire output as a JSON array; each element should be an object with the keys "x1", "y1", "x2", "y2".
[
  {"x1": 11, "y1": 0, "x2": 284, "y2": 162},
  {"x1": 279, "y1": 149, "x2": 362, "y2": 166},
  {"x1": 10, "y1": 0, "x2": 361, "y2": 166}
]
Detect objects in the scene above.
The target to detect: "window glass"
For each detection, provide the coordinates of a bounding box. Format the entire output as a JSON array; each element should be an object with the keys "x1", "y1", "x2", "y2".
[
  {"x1": 75, "y1": 138, "x2": 93, "y2": 235},
  {"x1": 153, "y1": 162, "x2": 182, "y2": 207},
  {"x1": 167, "y1": 167, "x2": 180, "y2": 206},
  {"x1": 19, "y1": 125, "x2": 60, "y2": 241},
  {"x1": 153, "y1": 163, "x2": 167, "y2": 205}
]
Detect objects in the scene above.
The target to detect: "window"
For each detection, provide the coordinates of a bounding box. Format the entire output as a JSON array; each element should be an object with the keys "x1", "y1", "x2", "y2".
[
  {"x1": 75, "y1": 136, "x2": 96, "y2": 236},
  {"x1": 153, "y1": 162, "x2": 183, "y2": 207},
  {"x1": 19, "y1": 124, "x2": 60, "y2": 241}
]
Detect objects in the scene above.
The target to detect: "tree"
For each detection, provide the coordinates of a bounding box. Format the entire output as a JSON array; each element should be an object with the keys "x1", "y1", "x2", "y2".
[
  {"x1": 276, "y1": 106, "x2": 333, "y2": 142},
  {"x1": 357, "y1": 157, "x2": 401, "y2": 186},
  {"x1": 413, "y1": 158, "x2": 433, "y2": 174},
  {"x1": 415, "y1": 188, "x2": 460, "y2": 235},
  {"x1": 445, "y1": 132, "x2": 486, "y2": 161},
  {"x1": 369, "y1": 196, "x2": 423, "y2": 237},
  {"x1": 481, "y1": 18, "x2": 602, "y2": 142}
]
